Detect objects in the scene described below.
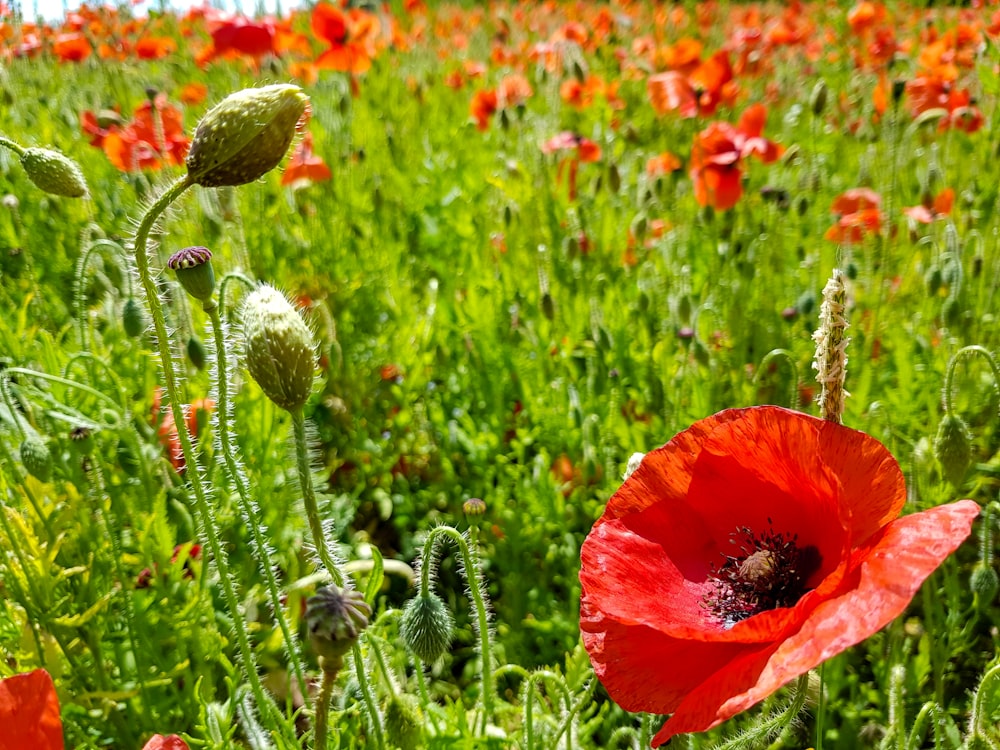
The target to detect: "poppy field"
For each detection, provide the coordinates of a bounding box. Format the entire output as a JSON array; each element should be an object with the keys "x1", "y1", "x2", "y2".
[{"x1": 1, "y1": 0, "x2": 1000, "y2": 748}]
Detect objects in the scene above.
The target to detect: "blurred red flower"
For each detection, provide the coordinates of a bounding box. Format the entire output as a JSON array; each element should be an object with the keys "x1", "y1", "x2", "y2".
[
  {"x1": 52, "y1": 32, "x2": 90, "y2": 62},
  {"x1": 647, "y1": 50, "x2": 735, "y2": 119},
  {"x1": 87, "y1": 95, "x2": 189, "y2": 173},
  {"x1": 689, "y1": 103, "x2": 782, "y2": 210},
  {"x1": 142, "y1": 736, "x2": 190, "y2": 750},
  {"x1": 825, "y1": 187, "x2": 883, "y2": 242},
  {"x1": 0, "y1": 669, "x2": 63, "y2": 750},
  {"x1": 282, "y1": 132, "x2": 332, "y2": 187},
  {"x1": 541, "y1": 131, "x2": 602, "y2": 201},
  {"x1": 311, "y1": 2, "x2": 380, "y2": 73},
  {"x1": 580, "y1": 406, "x2": 978, "y2": 746},
  {"x1": 903, "y1": 187, "x2": 954, "y2": 225}
]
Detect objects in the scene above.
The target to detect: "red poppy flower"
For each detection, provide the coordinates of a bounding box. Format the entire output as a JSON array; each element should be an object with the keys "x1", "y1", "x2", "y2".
[
  {"x1": 647, "y1": 50, "x2": 735, "y2": 119},
  {"x1": 825, "y1": 188, "x2": 883, "y2": 242},
  {"x1": 98, "y1": 96, "x2": 189, "y2": 173},
  {"x1": 282, "y1": 133, "x2": 332, "y2": 187},
  {"x1": 0, "y1": 669, "x2": 63, "y2": 750},
  {"x1": 580, "y1": 406, "x2": 978, "y2": 746},
  {"x1": 689, "y1": 104, "x2": 782, "y2": 210},
  {"x1": 903, "y1": 187, "x2": 954, "y2": 225},
  {"x1": 142, "y1": 736, "x2": 190, "y2": 750},
  {"x1": 52, "y1": 32, "x2": 91, "y2": 62},
  {"x1": 541, "y1": 132, "x2": 602, "y2": 202}
]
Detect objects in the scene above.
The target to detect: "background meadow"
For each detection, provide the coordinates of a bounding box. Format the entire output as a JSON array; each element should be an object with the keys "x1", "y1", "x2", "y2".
[{"x1": 0, "y1": 0, "x2": 999, "y2": 748}]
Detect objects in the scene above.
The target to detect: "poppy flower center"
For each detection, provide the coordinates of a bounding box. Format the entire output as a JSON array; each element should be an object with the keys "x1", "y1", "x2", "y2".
[{"x1": 704, "y1": 523, "x2": 821, "y2": 627}]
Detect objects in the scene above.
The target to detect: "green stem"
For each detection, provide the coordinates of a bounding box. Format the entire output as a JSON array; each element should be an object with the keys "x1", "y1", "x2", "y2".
[
  {"x1": 815, "y1": 661, "x2": 826, "y2": 750},
  {"x1": 942, "y1": 345, "x2": 1000, "y2": 415},
  {"x1": 74, "y1": 237, "x2": 129, "y2": 350},
  {"x1": 0, "y1": 135, "x2": 25, "y2": 157},
  {"x1": 314, "y1": 667, "x2": 336, "y2": 750},
  {"x1": 6, "y1": 366, "x2": 124, "y2": 412},
  {"x1": 218, "y1": 271, "x2": 258, "y2": 320},
  {"x1": 290, "y1": 407, "x2": 344, "y2": 587},
  {"x1": 352, "y1": 642, "x2": 386, "y2": 750},
  {"x1": 420, "y1": 525, "x2": 495, "y2": 733},
  {"x1": 62, "y1": 353, "x2": 128, "y2": 414},
  {"x1": 207, "y1": 305, "x2": 309, "y2": 708},
  {"x1": 130, "y1": 174, "x2": 292, "y2": 740},
  {"x1": 968, "y1": 664, "x2": 1000, "y2": 741}
]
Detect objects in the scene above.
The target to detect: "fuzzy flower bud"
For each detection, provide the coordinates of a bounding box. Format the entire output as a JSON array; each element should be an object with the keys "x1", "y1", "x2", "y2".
[
  {"x1": 305, "y1": 585, "x2": 371, "y2": 673},
  {"x1": 383, "y1": 694, "x2": 424, "y2": 750},
  {"x1": 186, "y1": 84, "x2": 308, "y2": 188},
  {"x1": 934, "y1": 413, "x2": 973, "y2": 486},
  {"x1": 463, "y1": 497, "x2": 486, "y2": 517},
  {"x1": 20, "y1": 147, "x2": 88, "y2": 198},
  {"x1": 970, "y1": 562, "x2": 998, "y2": 605},
  {"x1": 811, "y1": 269, "x2": 850, "y2": 424},
  {"x1": 242, "y1": 285, "x2": 316, "y2": 411},
  {"x1": 168, "y1": 246, "x2": 216, "y2": 304},
  {"x1": 400, "y1": 593, "x2": 454, "y2": 663},
  {"x1": 20, "y1": 434, "x2": 52, "y2": 481},
  {"x1": 122, "y1": 298, "x2": 146, "y2": 338}
]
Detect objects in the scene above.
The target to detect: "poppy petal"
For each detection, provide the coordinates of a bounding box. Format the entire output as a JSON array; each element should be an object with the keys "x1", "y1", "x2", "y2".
[
  {"x1": 650, "y1": 500, "x2": 979, "y2": 745},
  {"x1": 0, "y1": 669, "x2": 64, "y2": 750}
]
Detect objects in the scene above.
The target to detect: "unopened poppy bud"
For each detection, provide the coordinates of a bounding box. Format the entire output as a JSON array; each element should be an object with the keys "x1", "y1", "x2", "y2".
[
  {"x1": 187, "y1": 336, "x2": 207, "y2": 370},
  {"x1": 934, "y1": 413, "x2": 973, "y2": 486},
  {"x1": 168, "y1": 246, "x2": 216, "y2": 304},
  {"x1": 400, "y1": 593, "x2": 453, "y2": 663},
  {"x1": 242, "y1": 285, "x2": 316, "y2": 411},
  {"x1": 383, "y1": 694, "x2": 423, "y2": 750},
  {"x1": 20, "y1": 147, "x2": 88, "y2": 198},
  {"x1": 20, "y1": 434, "x2": 52, "y2": 481},
  {"x1": 463, "y1": 497, "x2": 486, "y2": 516},
  {"x1": 970, "y1": 562, "x2": 998, "y2": 604},
  {"x1": 810, "y1": 80, "x2": 828, "y2": 116},
  {"x1": 186, "y1": 84, "x2": 308, "y2": 188},
  {"x1": 305, "y1": 585, "x2": 371, "y2": 673},
  {"x1": 122, "y1": 298, "x2": 146, "y2": 338}
]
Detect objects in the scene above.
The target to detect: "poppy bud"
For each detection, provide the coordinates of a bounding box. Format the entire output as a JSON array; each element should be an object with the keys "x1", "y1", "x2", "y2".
[
  {"x1": 305, "y1": 585, "x2": 371, "y2": 674},
  {"x1": 383, "y1": 694, "x2": 423, "y2": 750},
  {"x1": 934, "y1": 413, "x2": 973, "y2": 486},
  {"x1": 168, "y1": 246, "x2": 216, "y2": 305},
  {"x1": 20, "y1": 434, "x2": 52, "y2": 481},
  {"x1": 970, "y1": 562, "x2": 998, "y2": 605},
  {"x1": 69, "y1": 425, "x2": 94, "y2": 455},
  {"x1": 463, "y1": 497, "x2": 487, "y2": 517},
  {"x1": 122, "y1": 298, "x2": 146, "y2": 338},
  {"x1": 810, "y1": 80, "x2": 828, "y2": 116},
  {"x1": 186, "y1": 84, "x2": 308, "y2": 188},
  {"x1": 20, "y1": 147, "x2": 88, "y2": 198},
  {"x1": 187, "y1": 336, "x2": 208, "y2": 370},
  {"x1": 925, "y1": 264, "x2": 943, "y2": 296},
  {"x1": 242, "y1": 285, "x2": 316, "y2": 412},
  {"x1": 400, "y1": 592, "x2": 454, "y2": 663}
]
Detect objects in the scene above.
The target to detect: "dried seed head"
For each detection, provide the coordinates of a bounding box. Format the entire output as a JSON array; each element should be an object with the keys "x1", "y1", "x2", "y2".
[
  {"x1": 168, "y1": 246, "x2": 216, "y2": 304},
  {"x1": 400, "y1": 593, "x2": 454, "y2": 663},
  {"x1": 186, "y1": 84, "x2": 308, "y2": 187},
  {"x1": 305, "y1": 585, "x2": 371, "y2": 673},
  {"x1": 934, "y1": 413, "x2": 973, "y2": 487},
  {"x1": 241, "y1": 285, "x2": 316, "y2": 411},
  {"x1": 811, "y1": 269, "x2": 850, "y2": 424},
  {"x1": 20, "y1": 147, "x2": 88, "y2": 198}
]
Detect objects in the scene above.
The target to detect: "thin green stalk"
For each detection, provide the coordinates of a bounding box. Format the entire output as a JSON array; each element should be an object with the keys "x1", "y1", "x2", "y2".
[
  {"x1": 207, "y1": 304, "x2": 309, "y2": 708},
  {"x1": 314, "y1": 666, "x2": 337, "y2": 750},
  {"x1": 290, "y1": 407, "x2": 344, "y2": 587},
  {"x1": 815, "y1": 662, "x2": 825, "y2": 750},
  {"x1": 5, "y1": 366, "x2": 123, "y2": 412},
  {"x1": 352, "y1": 643, "x2": 386, "y2": 750},
  {"x1": 943, "y1": 345, "x2": 1000, "y2": 414},
  {"x1": 130, "y1": 174, "x2": 293, "y2": 743},
  {"x1": 0, "y1": 135, "x2": 25, "y2": 157}
]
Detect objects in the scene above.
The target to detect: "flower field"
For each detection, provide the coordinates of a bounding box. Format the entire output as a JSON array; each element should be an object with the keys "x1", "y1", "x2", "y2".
[{"x1": 0, "y1": 0, "x2": 999, "y2": 748}]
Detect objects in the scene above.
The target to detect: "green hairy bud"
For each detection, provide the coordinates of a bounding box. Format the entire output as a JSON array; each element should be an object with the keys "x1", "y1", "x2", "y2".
[
  {"x1": 400, "y1": 593, "x2": 454, "y2": 664},
  {"x1": 186, "y1": 84, "x2": 308, "y2": 188},
  {"x1": 242, "y1": 284, "x2": 316, "y2": 411},
  {"x1": 20, "y1": 434, "x2": 52, "y2": 481},
  {"x1": 20, "y1": 147, "x2": 88, "y2": 198}
]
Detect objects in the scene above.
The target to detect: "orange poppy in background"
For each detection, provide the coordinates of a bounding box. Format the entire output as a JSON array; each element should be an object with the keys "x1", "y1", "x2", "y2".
[
  {"x1": 903, "y1": 187, "x2": 954, "y2": 224},
  {"x1": 825, "y1": 188, "x2": 883, "y2": 242},
  {"x1": 645, "y1": 152, "x2": 682, "y2": 177},
  {"x1": 134, "y1": 34, "x2": 176, "y2": 60},
  {"x1": 282, "y1": 133, "x2": 332, "y2": 187},
  {"x1": 0, "y1": 669, "x2": 63, "y2": 750},
  {"x1": 580, "y1": 406, "x2": 978, "y2": 746},
  {"x1": 689, "y1": 103, "x2": 782, "y2": 210},
  {"x1": 470, "y1": 88, "x2": 498, "y2": 130},
  {"x1": 99, "y1": 96, "x2": 189, "y2": 172},
  {"x1": 648, "y1": 50, "x2": 735, "y2": 119},
  {"x1": 52, "y1": 32, "x2": 91, "y2": 62},
  {"x1": 541, "y1": 131, "x2": 601, "y2": 202},
  {"x1": 179, "y1": 82, "x2": 208, "y2": 105},
  {"x1": 311, "y1": 2, "x2": 379, "y2": 73}
]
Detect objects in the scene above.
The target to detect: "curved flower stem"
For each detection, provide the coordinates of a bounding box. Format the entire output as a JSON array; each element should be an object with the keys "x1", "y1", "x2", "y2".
[
  {"x1": 131, "y1": 174, "x2": 291, "y2": 740},
  {"x1": 942, "y1": 345, "x2": 1000, "y2": 415},
  {"x1": 289, "y1": 407, "x2": 344, "y2": 588},
  {"x1": 5, "y1": 367, "x2": 122, "y2": 412},
  {"x1": 62, "y1": 353, "x2": 128, "y2": 414},
  {"x1": 905, "y1": 701, "x2": 938, "y2": 750},
  {"x1": 967, "y1": 663, "x2": 1000, "y2": 743},
  {"x1": 74, "y1": 237, "x2": 129, "y2": 351},
  {"x1": 419, "y1": 525, "x2": 495, "y2": 732},
  {"x1": 218, "y1": 271, "x2": 258, "y2": 320},
  {"x1": 206, "y1": 304, "x2": 309, "y2": 708},
  {"x1": 754, "y1": 349, "x2": 799, "y2": 409},
  {"x1": 552, "y1": 677, "x2": 597, "y2": 749},
  {"x1": 0, "y1": 135, "x2": 25, "y2": 157}
]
